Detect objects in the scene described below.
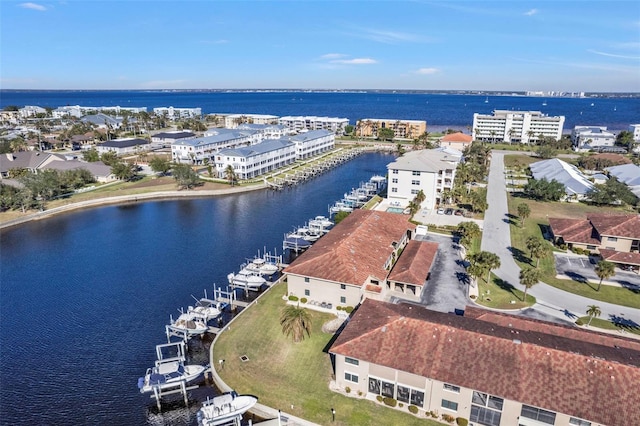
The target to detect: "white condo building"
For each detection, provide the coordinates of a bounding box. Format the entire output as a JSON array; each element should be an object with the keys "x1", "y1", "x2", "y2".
[
  {"x1": 472, "y1": 110, "x2": 565, "y2": 144},
  {"x1": 571, "y1": 126, "x2": 616, "y2": 151},
  {"x1": 18, "y1": 106, "x2": 47, "y2": 118},
  {"x1": 630, "y1": 124, "x2": 640, "y2": 142},
  {"x1": 386, "y1": 149, "x2": 461, "y2": 210},
  {"x1": 278, "y1": 116, "x2": 349, "y2": 135},
  {"x1": 286, "y1": 130, "x2": 335, "y2": 159},
  {"x1": 172, "y1": 129, "x2": 258, "y2": 164},
  {"x1": 223, "y1": 114, "x2": 279, "y2": 128},
  {"x1": 153, "y1": 107, "x2": 202, "y2": 119},
  {"x1": 216, "y1": 139, "x2": 296, "y2": 180},
  {"x1": 236, "y1": 123, "x2": 291, "y2": 139}
]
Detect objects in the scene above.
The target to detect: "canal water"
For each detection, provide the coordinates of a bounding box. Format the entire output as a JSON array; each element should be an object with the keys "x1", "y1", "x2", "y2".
[{"x1": 0, "y1": 152, "x2": 394, "y2": 426}]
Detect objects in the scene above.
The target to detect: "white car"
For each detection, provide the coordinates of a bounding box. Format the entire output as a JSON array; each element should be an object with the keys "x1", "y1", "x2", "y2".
[{"x1": 437, "y1": 208, "x2": 445, "y2": 215}]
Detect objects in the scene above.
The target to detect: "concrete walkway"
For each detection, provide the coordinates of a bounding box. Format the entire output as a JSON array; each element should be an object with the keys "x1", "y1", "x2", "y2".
[{"x1": 481, "y1": 152, "x2": 640, "y2": 325}]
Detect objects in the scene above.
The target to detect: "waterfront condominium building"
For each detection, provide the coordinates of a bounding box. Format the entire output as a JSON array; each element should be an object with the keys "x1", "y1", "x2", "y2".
[
  {"x1": 236, "y1": 123, "x2": 292, "y2": 140},
  {"x1": 215, "y1": 139, "x2": 296, "y2": 180},
  {"x1": 330, "y1": 299, "x2": 640, "y2": 426},
  {"x1": 153, "y1": 107, "x2": 202, "y2": 120},
  {"x1": 570, "y1": 126, "x2": 616, "y2": 151},
  {"x1": 472, "y1": 110, "x2": 565, "y2": 144},
  {"x1": 286, "y1": 130, "x2": 335, "y2": 159},
  {"x1": 278, "y1": 116, "x2": 349, "y2": 135},
  {"x1": 171, "y1": 129, "x2": 258, "y2": 164},
  {"x1": 355, "y1": 119, "x2": 426, "y2": 140},
  {"x1": 222, "y1": 114, "x2": 280, "y2": 128},
  {"x1": 386, "y1": 149, "x2": 461, "y2": 210}
]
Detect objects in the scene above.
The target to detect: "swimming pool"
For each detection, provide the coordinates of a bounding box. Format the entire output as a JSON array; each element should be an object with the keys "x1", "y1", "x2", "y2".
[{"x1": 386, "y1": 207, "x2": 405, "y2": 213}]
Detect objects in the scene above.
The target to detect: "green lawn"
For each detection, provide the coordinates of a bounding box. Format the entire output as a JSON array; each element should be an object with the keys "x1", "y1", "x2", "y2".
[
  {"x1": 474, "y1": 273, "x2": 536, "y2": 309},
  {"x1": 506, "y1": 195, "x2": 640, "y2": 309},
  {"x1": 503, "y1": 154, "x2": 541, "y2": 169},
  {"x1": 213, "y1": 283, "x2": 442, "y2": 426},
  {"x1": 576, "y1": 317, "x2": 640, "y2": 336}
]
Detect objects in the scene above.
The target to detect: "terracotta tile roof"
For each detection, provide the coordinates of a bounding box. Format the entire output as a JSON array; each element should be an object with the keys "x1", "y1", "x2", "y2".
[
  {"x1": 330, "y1": 300, "x2": 640, "y2": 426},
  {"x1": 588, "y1": 213, "x2": 640, "y2": 240},
  {"x1": 548, "y1": 217, "x2": 600, "y2": 245},
  {"x1": 284, "y1": 210, "x2": 415, "y2": 286},
  {"x1": 387, "y1": 241, "x2": 438, "y2": 285},
  {"x1": 599, "y1": 249, "x2": 640, "y2": 266},
  {"x1": 440, "y1": 132, "x2": 472, "y2": 143}
]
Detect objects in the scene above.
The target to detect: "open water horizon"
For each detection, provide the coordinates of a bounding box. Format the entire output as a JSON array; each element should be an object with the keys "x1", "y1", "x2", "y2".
[
  {"x1": 1, "y1": 90, "x2": 638, "y2": 131},
  {"x1": 0, "y1": 152, "x2": 394, "y2": 425}
]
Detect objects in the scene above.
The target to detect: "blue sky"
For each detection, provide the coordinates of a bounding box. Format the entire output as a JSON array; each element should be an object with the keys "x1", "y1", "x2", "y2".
[{"x1": 1, "y1": 1, "x2": 639, "y2": 91}]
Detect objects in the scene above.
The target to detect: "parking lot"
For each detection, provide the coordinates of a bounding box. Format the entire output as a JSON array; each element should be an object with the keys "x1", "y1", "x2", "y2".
[
  {"x1": 554, "y1": 254, "x2": 640, "y2": 290},
  {"x1": 413, "y1": 208, "x2": 484, "y2": 229}
]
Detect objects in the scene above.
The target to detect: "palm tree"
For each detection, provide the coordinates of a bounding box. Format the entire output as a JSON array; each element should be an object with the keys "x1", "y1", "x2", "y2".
[
  {"x1": 415, "y1": 190, "x2": 426, "y2": 205},
  {"x1": 482, "y1": 251, "x2": 501, "y2": 283},
  {"x1": 530, "y1": 240, "x2": 552, "y2": 267},
  {"x1": 594, "y1": 260, "x2": 615, "y2": 292},
  {"x1": 586, "y1": 305, "x2": 602, "y2": 326},
  {"x1": 519, "y1": 267, "x2": 540, "y2": 301},
  {"x1": 224, "y1": 165, "x2": 237, "y2": 186},
  {"x1": 526, "y1": 236, "x2": 542, "y2": 259},
  {"x1": 407, "y1": 200, "x2": 420, "y2": 216},
  {"x1": 280, "y1": 305, "x2": 312, "y2": 342},
  {"x1": 516, "y1": 203, "x2": 531, "y2": 227}
]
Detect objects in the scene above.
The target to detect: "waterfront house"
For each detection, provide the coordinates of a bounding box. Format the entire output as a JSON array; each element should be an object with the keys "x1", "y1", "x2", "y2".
[
  {"x1": 0, "y1": 151, "x2": 63, "y2": 178},
  {"x1": 18, "y1": 106, "x2": 47, "y2": 119},
  {"x1": 571, "y1": 126, "x2": 616, "y2": 151},
  {"x1": 81, "y1": 113, "x2": 122, "y2": 130},
  {"x1": 215, "y1": 139, "x2": 296, "y2": 180},
  {"x1": 96, "y1": 138, "x2": 150, "y2": 155},
  {"x1": 549, "y1": 213, "x2": 640, "y2": 266},
  {"x1": 330, "y1": 299, "x2": 640, "y2": 426},
  {"x1": 285, "y1": 210, "x2": 442, "y2": 309},
  {"x1": 439, "y1": 132, "x2": 472, "y2": 152},
  {"x1": 356, "y1": 119, "x2": 426, "y2": 140},
  {"x1": 472, "y1": 110, "x2": 564, "y2": 144},
  {"x1": 41, "y1": 159, "x2": 116, "y2": 183},
  {"x1": 386, "y1": 149, "x2": 460, "y2": 210}
]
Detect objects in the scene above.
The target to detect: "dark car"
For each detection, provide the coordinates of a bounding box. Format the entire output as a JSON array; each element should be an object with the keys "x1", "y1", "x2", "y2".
[{"x1": 445, "y1": 208, "x2": 454, "y2": 215}]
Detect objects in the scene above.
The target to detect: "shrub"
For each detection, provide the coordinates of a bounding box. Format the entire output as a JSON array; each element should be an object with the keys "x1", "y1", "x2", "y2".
[
  {"x1": 336, "y1": 306, "x2": 342, "y2": 311},
  {"x1": 456, "y1": 418, "x2": 469, "y2": 426},
  {"x1": 288, "y1": 295, "x2": 299, "y2": 301},
  {"x1": 345, "y1": 306, "x2": 354, "y2": 313},
  {"x1": 576, "y1": 318, "x2": 584, "y2": 326},
  {"x1": 376, "y1": 395, "x2": 383, "y2": 403},
  {"x1": 430, "y1": 411, "x2": 438, "y2": 418},
  {"x1": 398, "y1": 403, "x2": 404, "y2": 408},
  {"x1": 300, "y1": 297, "x2": 307, "y2": 304},
  {"x1": 382, "y1": 397, "x2": 397, "y2": 407},
  {"x1": 357, "y1": 390, "x2": 363, "y2": 397},
  {"x1": 408, "y1": 405, "x2": 419, "y2": 414},
  {"x1": 345, "y1": 386, "x2": 351, "y2": 394},
  {"x1": 442, "y1": 413, "x2": 455, "y2": 423}
]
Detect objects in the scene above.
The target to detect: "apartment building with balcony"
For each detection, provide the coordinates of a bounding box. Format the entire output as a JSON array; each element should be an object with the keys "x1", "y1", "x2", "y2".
[
  {"x1": 472, "y1": 110, "x2": 564, "y2": 144},
  {"x1": 571, "y1": 126, "x2": 616, "y2": 151},
  {"x1": 172, "y1": 129, "x2": 257, "y2": 164},
  {"x1": 386, "y1": 149, "x2": 460, "y2": 210},
  {"x1": 215, "y1": 139, "x2": 296, "y2": 180},
  {"x1": 356, "y1": 119, "x2": 426, "y2": 140},
  {"x1": 153, "y1": 106, "x2": 202, "y2": 119},
  {"x1": 286, "y1": 129, "x2": 335, "y2": 159},
  {"x1": 222, "y1": 113, "x2": 280, "y2": 128},
  {"x1": 278, "y1": 116, "x2": 349, "y2": 135}
]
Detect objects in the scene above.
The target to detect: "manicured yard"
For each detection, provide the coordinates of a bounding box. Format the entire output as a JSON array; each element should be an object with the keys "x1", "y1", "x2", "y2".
[
  {"x1": 474, "y1": 273, "x2": 536, "y2": 309},
  {"x1": 503, "y1": 154, "x2": 541, "y2": 169},
  {"x1": 506, "y1": 195, "x2": 640, "y2": 309},
  {"x1": 213, "y1": 282, "x2": 442, "y2": 426},
  {"x1": 576, "y1": 317, "x2": 640, "y2": 336}
]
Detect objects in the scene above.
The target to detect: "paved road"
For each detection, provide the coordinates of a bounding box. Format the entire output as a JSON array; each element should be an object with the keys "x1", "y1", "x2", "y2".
[{"x1": 481, "y1": 152, "x2": 640, "y2": 324}]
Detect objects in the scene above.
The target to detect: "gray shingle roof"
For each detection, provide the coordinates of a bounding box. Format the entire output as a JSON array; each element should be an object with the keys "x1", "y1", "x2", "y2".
[
  {"x1": 100, "y1": 138, "x2": 149, "y2": 148},
  {"x1": 530, "y1": 158, "x2": 594, "y2": 195},
  {"x1": 218, "y1": 139, "x2": 294, "y2": 158},
  {"x1": 386, "y1": 149, "x2": 459, "y2": 173}
]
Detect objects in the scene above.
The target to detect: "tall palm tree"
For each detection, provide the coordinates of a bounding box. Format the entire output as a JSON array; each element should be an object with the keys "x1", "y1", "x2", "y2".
[
  {"x1": 517, "y1": 203, "x2": 531, "y2": 227},
  {"x1": 594, "y1": 260, "x2": 615, "y2": 292},
  {"x1": 519, "y1": 267, "x2": 540, "y2": 301},
  {"x1": 224, "y1": 165, "x2": 237, "y2": 186},
  {"x1": 526, "y1": 236, "x2": 542, "y2": 259},
  {"x1": 280, "y1": 305, "x2": 312, "y2": 342},
  {"x1": 482, "y1": 251, "x2": 501, "y2": 283},
  {"x1": 530, "y1": 240, "x2": 552, "y2": 267},
  {"x1": 586, "y1": 305, "x2": 601, "y2": 326}
]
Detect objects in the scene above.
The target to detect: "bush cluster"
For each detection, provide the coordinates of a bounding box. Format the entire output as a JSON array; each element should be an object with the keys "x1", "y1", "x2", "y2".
[
  {"x1": 442, "y1": 413, "x2": 455, "y2": 423},
  {"x1": 456, "y1": 418, "x2": 469, "y2": 426},
  {"x1": 288, "y1": 295, "x2": 299, "y2": 301},
  {"x1": 408, "y1": 405, "x2": 419, "y2": 414},
  {"x1": 382, "y1": 397, "x2": 397, "y2": 407},
  {"x1": 300, "y1": 297, "x2": 307, "y2": 304}
]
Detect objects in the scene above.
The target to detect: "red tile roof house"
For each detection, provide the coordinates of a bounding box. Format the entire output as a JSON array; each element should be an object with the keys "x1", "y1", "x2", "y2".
[
  {"x1": 283, "y1": 210, "x2": 439, "y2": 311},
  {"x1": 329, "y1": 299, "x2": 640, "y2": 426},
  {"x1": 549, "y1": 214, "x2": 640, "y2": 266},
  {"x1": 439, "y1": 132, "x2": 473, "y2": 152}
]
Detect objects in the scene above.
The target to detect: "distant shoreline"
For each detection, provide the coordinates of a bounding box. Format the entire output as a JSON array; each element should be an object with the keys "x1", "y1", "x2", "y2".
[{"x1": 0, "y1": 183, "x2": 266, "y2": 231}]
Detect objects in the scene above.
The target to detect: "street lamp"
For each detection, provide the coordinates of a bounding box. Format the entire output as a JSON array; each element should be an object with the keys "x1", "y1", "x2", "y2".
[{"x1": 331, "y1": 408, "x2": 336, "y2": 421}]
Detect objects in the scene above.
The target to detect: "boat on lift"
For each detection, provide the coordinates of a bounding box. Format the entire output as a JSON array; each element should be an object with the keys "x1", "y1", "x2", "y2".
[
  {"x1": 227, "y1": 269, "x2": 266, "y2": 291},
  {"x1": 197, "y1": 392, "x2": 258, "y2": 426},
  {"x1": 167, "y1": 311, "x2": 208, "y2": 336},
  {"x1": 138, "y1": 358, "x2": 206, "y2": 394}
]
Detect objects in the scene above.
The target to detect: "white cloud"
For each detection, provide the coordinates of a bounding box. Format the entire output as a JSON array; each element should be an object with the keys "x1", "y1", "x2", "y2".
[
  {"x1": 19, "y1": 2, "x2": 47, "y2": 11},
  {"x1": 588, "y1": 49, "x2": 640, "y2": 60},
  {"x1": 415, "y1": 67, "x2": 439, "y2": 75},
  {"x1": 319, "y1": 53, "x2": 347, "y2": 60},
  {"x1": 524, "y1": 9, "x2": 538, "y2": 16},
  {"x1": 330, "y1": 58, "x2": 377, "y2": 65}
]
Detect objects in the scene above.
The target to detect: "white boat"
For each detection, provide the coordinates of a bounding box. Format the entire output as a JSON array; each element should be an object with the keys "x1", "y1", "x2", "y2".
[
  {"x1": 227, "y1": 269, "x2": 266, "y2": 290},
  {"x1": 484, "y1": 97, "x2": 489, "y2": 103},
  {"x1": 290, "y1": 226, "x2": 322, "y2": 242},
  {"x1": 187, "y1": 299, "x2": 225, "y2": 322},
  {"x1": 197, "y1": 392, "x2": 258, "y2": 426},
  {"x1": 309, "y1": 215, "x2": 334, "y2": 229},
  {"x1": 247, "y1": 257, "x2": 279, "y2": 276},
  {"x1": 167, "y1": 311, "x2": 208, "y2": 336},
  {"x1": 138, "y1": 358, "x2": 206, "y2": 394}
]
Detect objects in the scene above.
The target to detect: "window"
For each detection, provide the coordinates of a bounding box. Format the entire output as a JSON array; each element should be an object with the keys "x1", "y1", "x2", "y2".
[
  {"x1": 340, "y1": 284, "x2": 346, "y2": 290},
  {"x1": 344, "y1": 372, "x2": 358, "y2": 383},
  {"x1": 304, "y1": 289, "x2": 310, "y2": 296},
  {"x1": 441, "y1": 400, "x2": 458, "y2": 411},
  {"x1": 607, "y1": 236, "x2": 618, "y2": 242},
  {"x1": 368, "y1": 378, "x2": 380, "y2": 394},
  {"x1": 392, "y1": 178, "x2": 398, "y2": 184},
  {"x1": 443, "y1": 384, "x2": 460, "y2": 393},
  {"x1": 381, "y1": 381, "x2": 395, "y2": 398},
  {"x1": 391, "y1": 188, "x2": 397, "y2": 193},
  {"x1": 396, "y1": 385, "x2": 410, "y2": 403},
  {"x1": 304, "y1": 277, "x2": 310, "y2": 283},
  {"x1": 521, "y1": 405, "x2": 556, "y2": 425},
  {"x1": 586, "y1": 245, "x2": 596, "y2": 250},
  {"x1": 470, "y1": 392, "x2": 503, "y2": 426},
  {"x1": 569, "y1": 418, "x2": 591, "y2": 426},
  {"x1": 392, "y1": 169, "x2": 398, "y2": 174},
  {"x1": 410, "y1": 390, "x2": 424, "y2": 407},
  {"x1": 411, "y1": 180, "x2": 420, "y2": 185},
  {"x1": 345, "y1": 357, "x2": 359, "y2": 366},
  {"x1": 412, "y1": 171, "x2": 421, "y2": 176},
  {"x1": 340, "y1": 296, "x2": 346, "y2": 304}
]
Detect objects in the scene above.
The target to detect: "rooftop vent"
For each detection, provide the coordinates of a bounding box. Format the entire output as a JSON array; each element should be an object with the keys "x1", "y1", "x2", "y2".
[{"x1": 513, "y1": 339, "x2": 522, "y2": 345}]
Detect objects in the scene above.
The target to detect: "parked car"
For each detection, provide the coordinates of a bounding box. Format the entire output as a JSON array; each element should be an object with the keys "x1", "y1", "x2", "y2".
[
  {"x1": 445, "y1": 208, "x2": 454, "y2": 215},
  {"x1": 455, "y1": 209, "x2": 464, "y2": 216},
  {"x1": 437, "y1": 208, "x2": 445, "y2": 215}
]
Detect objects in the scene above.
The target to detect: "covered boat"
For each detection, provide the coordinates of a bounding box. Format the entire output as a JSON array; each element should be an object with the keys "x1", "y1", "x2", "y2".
[
  {"x1": 137, "y1": 358, "x2": 206, "y2": 394},
  {"x1": 197, "y1": 392, "x2": 258, "y2": 426}
]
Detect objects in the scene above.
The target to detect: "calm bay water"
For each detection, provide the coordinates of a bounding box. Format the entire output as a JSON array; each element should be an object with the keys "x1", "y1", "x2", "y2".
[
  {"x1": 0, "y1": 152, "x2": 394, "y2": 425},
  {"x1": 1, "y1": 90, "x2": 638, "y2": 131}
]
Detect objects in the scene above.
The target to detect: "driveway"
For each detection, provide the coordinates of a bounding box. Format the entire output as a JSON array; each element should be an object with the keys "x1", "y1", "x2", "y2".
[
  {"x1": 481, "y1": 152, "x2": 640, "y2": 324},
  {"x1": 555, "y1": 254, "x2": 640, "y2": 290}
]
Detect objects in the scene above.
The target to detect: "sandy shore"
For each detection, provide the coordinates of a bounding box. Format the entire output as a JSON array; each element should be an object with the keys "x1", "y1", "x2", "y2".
[{"x1": 0, "y1": 183, "x2": 267, "y2": 230}]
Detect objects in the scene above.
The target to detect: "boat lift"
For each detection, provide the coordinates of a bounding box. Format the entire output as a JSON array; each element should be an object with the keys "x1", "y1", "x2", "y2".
[{"x1": 147, "y1": 342, "x2": 200, "y2": 411}]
